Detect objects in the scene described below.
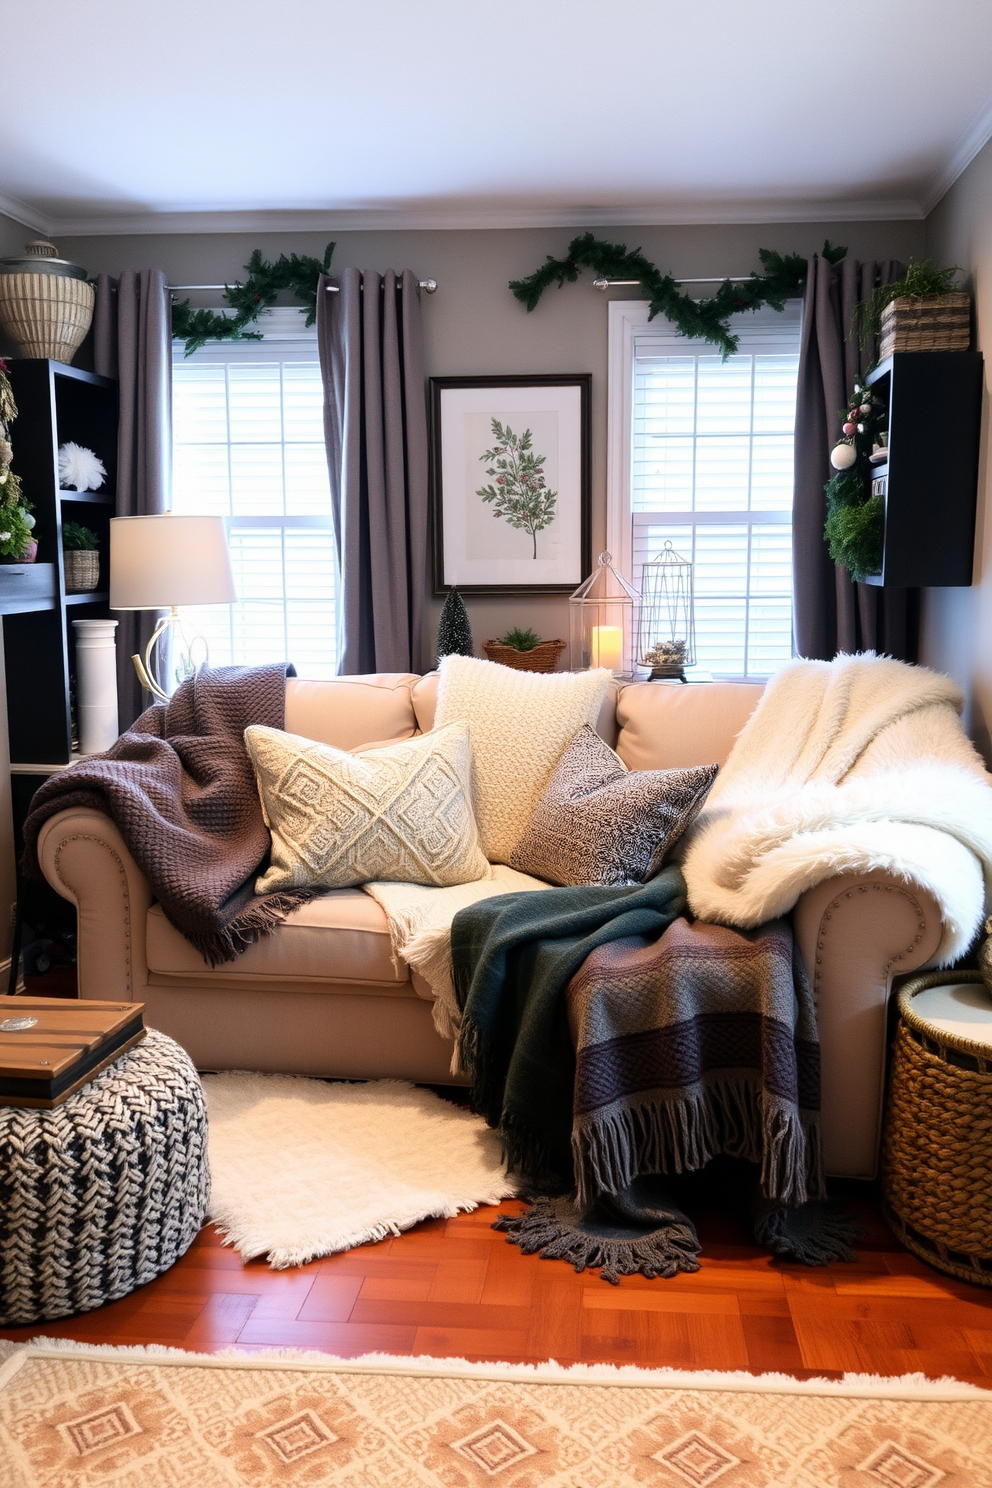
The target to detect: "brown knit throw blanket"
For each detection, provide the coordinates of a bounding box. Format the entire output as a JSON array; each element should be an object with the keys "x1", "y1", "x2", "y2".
[
  {"x1": 23, "y1": 664, "x2": 320, "y2": 965},
  {"x1": 566, "y1": 916, "x2": 823, "y2": 1209}
]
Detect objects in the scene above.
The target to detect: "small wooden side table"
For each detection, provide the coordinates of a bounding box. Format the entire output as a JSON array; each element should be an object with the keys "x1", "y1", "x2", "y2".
[{"x1": 882, "y1": 970, "x2": 992, "y2": 1286}]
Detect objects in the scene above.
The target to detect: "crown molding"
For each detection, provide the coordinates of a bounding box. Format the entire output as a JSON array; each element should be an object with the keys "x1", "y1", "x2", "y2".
[
  {"x1": 0, "y1": 192, "x2": 53, "y2": 236},
  {"x1": 921, "y1": 88, "x2": 992, "y2": 216},
  {"x1": 12, "y1": 194, "x2": 924, "y2": 239}
]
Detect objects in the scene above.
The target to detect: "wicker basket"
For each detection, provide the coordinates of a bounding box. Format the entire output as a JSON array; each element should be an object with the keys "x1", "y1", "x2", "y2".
[
  {"x1": 482, "y1": 638, "x2": 566, "y2": 673},
  {"x1": 64, "y1": 549, "x2": 100, "y2": 593},
  {"x1": 0, "y1": 272, "x2": 95, "y2": 364},
  {"x1": 878, "y1": 293, "x2": 970, "y2": 360},
  {"x1": 882, "y1": 970, "x2": 992, "y2": 1286}
]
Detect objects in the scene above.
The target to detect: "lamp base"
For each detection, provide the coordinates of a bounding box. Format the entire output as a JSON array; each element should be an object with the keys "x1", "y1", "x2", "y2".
[{"x1": 131, "y1": 608, "x2": 209, "y2": 702}]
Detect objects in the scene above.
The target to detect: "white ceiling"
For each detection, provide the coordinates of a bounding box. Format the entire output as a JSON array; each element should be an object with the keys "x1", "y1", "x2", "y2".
[{"x1": 3, "y1": 0, "x2": 992, "y2": 235}]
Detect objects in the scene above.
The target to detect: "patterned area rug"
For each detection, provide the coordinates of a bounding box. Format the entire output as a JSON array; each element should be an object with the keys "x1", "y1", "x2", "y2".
[
  {"x1": 201, "y1": 1075, "x2": 514, "y2": 1268},
  {"x1": 1, "y1": 1343, "x2": 991, "y2": 1487}
]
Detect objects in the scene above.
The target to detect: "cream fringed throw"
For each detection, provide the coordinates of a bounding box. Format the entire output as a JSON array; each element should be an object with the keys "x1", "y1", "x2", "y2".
[
  {"x1": 433, "y1": 655, "x2": 613, "y2": 863},
  {"x1": 365, "y1": 866, "x2": 550, "y2": 1043},
  {"x1": 681, "y1": 653, "x2": 992, "y2": 961}
]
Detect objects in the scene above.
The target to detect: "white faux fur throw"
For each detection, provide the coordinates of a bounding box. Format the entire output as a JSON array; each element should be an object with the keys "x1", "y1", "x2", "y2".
[
  {"x1": 681, "y1": 654, "x2": 992, "y2": 962},
  {"x1": 364, "y1": 865, "x2": 550, "y2": 1044}
]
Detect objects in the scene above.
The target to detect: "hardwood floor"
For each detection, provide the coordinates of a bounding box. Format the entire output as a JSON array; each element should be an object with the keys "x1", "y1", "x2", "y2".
[{"x1": 4, "y1": 1187, "x2": 992, "y2": 1384}]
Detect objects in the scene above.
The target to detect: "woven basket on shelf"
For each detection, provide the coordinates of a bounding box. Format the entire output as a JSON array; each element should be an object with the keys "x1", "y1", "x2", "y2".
[
  {"x1": 0, "y1": 272, "x2": 95, "y2": 364},
  {"x1": 482, "y1": 638, "x2": 566, "y2": 673},
  {"x1": 882, "y1": 970, "x2": 992, "y2": 1287},
  {"x1": 63, "y1": 549, "x2": 100, "y2": 593},
  {"x1": 878, "y1": 293, "x2": 970, "y2": 359}
]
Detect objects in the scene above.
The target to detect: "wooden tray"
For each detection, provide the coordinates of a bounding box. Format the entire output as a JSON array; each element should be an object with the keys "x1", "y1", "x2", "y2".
[{"x1": 0, "y1": 997, "x2": 146, "y2": 1109}]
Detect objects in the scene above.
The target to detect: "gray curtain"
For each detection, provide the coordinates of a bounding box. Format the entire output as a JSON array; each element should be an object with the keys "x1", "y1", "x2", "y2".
[
  {"x1": 94, "y1": 269, "x2": 172, "y2": 728},
  {"x1": 317, "y1": 268, "x2": 428, "y2": 674},
  {"x1": 792, "y1": 254, "x2": 916, "y2": 660}
]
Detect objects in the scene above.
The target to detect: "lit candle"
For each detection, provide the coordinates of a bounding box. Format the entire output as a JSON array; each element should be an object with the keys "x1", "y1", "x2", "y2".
[{"x1": 591, "y1": 625, "x2": 623, "y2": 672}]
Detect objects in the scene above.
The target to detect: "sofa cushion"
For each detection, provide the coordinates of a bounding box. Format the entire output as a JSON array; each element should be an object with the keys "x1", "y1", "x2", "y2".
[
  {"x1": 413, "y1": 670, "x2": 621, "y2": 748},
  {"x1": 146, "y1": 889, "x2": 410, "y2": 985},
  {"x1": 248, "y1": 721, "x2": 489, "y2": 893},
  {"x1": 616, "y1": 681, "x2": 764, "y2": 771},
  {"x1": 285, "y1": 673, "x2": 418, "y2": 751},
  {"x1": 433, "y1": 655, "x2": 614, "y2": 863},
  {"x1": 508, "y1": 725, "x2": 718, "y2": 886}
]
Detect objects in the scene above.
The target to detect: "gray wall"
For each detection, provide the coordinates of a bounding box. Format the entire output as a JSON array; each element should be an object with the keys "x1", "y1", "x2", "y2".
[
  {"x1": 59, "y1": 219, "x2": 924, "y2": 655},
  {"x1": 921, "y1": 140, "x2": 992, "y2": 758}
]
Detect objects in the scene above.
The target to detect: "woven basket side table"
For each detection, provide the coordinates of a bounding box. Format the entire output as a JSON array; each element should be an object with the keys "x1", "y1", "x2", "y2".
[
  {"x1": 882, "y1": 970, "x2": 992, "y2": 1287},
  {"x1": 0, "y1": 1028, "x2": 208, "y2": 1327}
]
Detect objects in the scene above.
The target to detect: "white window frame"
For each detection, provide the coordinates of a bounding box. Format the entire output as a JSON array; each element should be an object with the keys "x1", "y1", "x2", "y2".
[
  {"x1": 171, "y1": 307, "x2": 338, "y2": 676},
  {"x1": 606, "y1": 298, "x2": 801, "y2": 682}
]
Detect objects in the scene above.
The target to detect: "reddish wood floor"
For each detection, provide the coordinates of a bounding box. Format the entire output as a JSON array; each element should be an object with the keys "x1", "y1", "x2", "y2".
[{"x1": 4, "y1": 1188, "x2": 992, "y2": 1384}]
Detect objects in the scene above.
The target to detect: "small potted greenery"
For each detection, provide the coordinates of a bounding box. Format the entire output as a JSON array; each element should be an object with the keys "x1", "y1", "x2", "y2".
[
  {"x1": 62, "y1": 521, "x2": 100, "y2": 592},
  {"x1": 483, "y1": 626, "x2": 566, "y2": 673}
]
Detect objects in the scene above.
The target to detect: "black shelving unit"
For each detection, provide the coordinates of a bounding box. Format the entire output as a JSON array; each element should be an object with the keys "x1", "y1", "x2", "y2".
[
  {"x1": 864, "y1": 352, "x2": 983, "y2": 588},
  {"x1": 0, "y1": 360, "x2": 118, "y2": 764}
]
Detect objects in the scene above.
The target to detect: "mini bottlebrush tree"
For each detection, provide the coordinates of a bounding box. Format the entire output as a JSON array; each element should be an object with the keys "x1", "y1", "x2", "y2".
[
  {"x1": 436, "y1": 587, "x2": 473, "y2": 662},
  {"x1": 476, "y1": 419, "x2": 557, "y2": 558}
]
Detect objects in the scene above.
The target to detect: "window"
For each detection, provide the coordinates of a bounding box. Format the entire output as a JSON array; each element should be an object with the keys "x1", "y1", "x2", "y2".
[
  {"x1": 171, "y1": 310, "x2": 338, "y2": 678},
  {"x1": 607, "y1": 299, "x2": 801, "y2": 680}
]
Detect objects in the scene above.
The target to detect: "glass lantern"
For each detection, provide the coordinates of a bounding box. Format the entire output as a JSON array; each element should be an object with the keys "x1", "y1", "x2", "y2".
[
  {"x1": 636, "y1": 541, "x2": 695, "y2": 682},
  {"x1": 569, "y1": 551, "x2": 641, "y2": 676}
]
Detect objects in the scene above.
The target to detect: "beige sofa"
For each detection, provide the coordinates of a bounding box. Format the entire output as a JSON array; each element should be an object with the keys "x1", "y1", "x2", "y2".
[{"x1": 36, "y1": 672, "x2": 944, "y2": 1180}]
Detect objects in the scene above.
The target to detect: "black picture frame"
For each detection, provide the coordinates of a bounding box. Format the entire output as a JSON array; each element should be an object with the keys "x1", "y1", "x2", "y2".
[{"x1": 429, "y1": 373, "x2": 591, "y2": 595}]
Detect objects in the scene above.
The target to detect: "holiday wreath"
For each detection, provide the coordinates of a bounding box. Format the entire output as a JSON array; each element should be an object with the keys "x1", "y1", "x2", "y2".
[{"x1": 509, "y1": 232, "x2": 847, "y2": 357}]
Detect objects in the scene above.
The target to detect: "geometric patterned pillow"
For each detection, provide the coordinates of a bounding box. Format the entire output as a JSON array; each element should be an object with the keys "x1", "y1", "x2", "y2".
[
  {"x1": 246, "y1": 721, "x2": 489, "y2": 894},
  {"x1": 508, "y1": 724, "x2": 718, "y2": 888}
]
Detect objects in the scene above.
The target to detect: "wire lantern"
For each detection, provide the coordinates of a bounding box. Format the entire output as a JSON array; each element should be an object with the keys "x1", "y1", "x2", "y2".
[
  {"x1": 569, "y1": 550, "x2": 641, "y2": 676},
  {"x1": 636, "y1": 541, "x2": 695, "y2": 681}
]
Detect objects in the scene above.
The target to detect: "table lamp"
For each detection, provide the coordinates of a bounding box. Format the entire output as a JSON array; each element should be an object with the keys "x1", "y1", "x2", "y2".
[{"x1": 110, "y1": 514, "x2": 236, "y2": 702}]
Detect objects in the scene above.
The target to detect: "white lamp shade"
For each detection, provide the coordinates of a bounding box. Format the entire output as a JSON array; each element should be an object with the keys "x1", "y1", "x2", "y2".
[{"x1": 110, "y1": 515, "x2": 237, "y2": 610}]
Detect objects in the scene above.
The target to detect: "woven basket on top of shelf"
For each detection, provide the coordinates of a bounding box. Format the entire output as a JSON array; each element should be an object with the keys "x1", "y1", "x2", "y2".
[
  {"x1": 878, "y1": 293, "x2": 970, "y2": 359},
  {"x1": 482, "y1": 638, "x2": 566, "y2": 673},
  {"x1": 0, "y1": 273, "x2": 95, "y2": 364}
]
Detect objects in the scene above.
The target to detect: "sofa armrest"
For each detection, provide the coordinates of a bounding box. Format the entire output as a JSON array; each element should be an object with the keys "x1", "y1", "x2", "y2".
[
  {"x1": 35, "y1": 807, "x2": 153, "y2": 1004},
  {"x1": 793, "y1": 869, "x2": 944, "y2": 1180}
]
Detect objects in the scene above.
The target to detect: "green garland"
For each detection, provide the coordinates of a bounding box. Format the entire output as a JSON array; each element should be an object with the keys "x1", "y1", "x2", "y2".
[
  {"x1": 510, "y1": 232, "x2": 847, "y2": 357},
  {"x1": 172, "y1": 243, "x2": 336, "y2": 355},
  {"x1": 0, "y1": 359, "x2": 33, "y2": 560},
  {"x1": 823, "y1": 378, "x2": 887, "y2": 581}
]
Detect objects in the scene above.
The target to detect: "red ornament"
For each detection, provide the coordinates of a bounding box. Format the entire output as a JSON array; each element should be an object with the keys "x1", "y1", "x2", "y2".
[{"x1": 842, "y1": 422, "x2": 856, "y2": 436}]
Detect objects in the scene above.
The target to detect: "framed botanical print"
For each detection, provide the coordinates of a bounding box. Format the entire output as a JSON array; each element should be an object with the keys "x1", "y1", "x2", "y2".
[{"x1": 430, "y1": 374, "x2": 591, "y2": 594}]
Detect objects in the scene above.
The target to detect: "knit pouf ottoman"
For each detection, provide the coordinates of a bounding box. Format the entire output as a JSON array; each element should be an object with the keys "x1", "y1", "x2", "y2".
[{"x1": 0, "y1": 1028, "x2": 209, "y2": 1326}]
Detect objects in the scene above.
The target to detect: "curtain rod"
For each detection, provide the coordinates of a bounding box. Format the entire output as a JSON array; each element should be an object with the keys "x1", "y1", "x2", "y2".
[
  {"x1": 167, "y1": 278, "x2": 437, "y2": 294},
  {"x1": 593, "y1": 276, "x2": 749, "y2": 289}
]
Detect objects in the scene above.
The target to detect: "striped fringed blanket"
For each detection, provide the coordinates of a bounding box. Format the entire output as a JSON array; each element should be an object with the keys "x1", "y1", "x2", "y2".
[{"x1": 566, "y1": 916, "x2": 823, "y2": 1209}]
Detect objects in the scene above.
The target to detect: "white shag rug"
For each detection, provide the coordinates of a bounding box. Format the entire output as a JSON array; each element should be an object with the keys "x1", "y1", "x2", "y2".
[{"x1": 201, "y1": 1074, "x2": 515, "y2": 1269}]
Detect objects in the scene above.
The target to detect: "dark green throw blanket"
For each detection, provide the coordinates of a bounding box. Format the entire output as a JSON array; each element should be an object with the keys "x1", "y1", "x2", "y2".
[{"x1": 452, "y1": 867, "x2": 688, "y2": 1191}]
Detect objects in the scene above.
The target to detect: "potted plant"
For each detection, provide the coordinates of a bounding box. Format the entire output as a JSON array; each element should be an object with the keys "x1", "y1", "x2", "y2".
[
  {"x1": 858, "y1": 258, "x2": 969, "y2": 358},
  {"x1": 482, "y1": 627, "x2": 566, "y2": 673},
  {"x1": 62, "y1": 521, "x2": 100, "y2": 592}
]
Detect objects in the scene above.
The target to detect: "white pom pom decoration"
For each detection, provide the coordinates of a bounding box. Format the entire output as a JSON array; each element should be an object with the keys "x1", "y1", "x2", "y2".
[
  {"x1": 58, "y1": 442, "x2": 106, "y2": 493},
  {"x1": 830, "y1": 442, "x2": 857, "y2": 470}
]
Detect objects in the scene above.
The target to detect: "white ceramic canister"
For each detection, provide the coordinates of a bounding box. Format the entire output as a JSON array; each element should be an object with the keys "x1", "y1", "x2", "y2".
[{"x1": 73, "y1": 619, "x2": 119, "y2": 754}]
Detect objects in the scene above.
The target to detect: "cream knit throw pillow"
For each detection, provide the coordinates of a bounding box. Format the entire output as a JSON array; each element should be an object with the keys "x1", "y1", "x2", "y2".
[
  {"x1": 433, "y1": 655, "x2": 613, "y2": 863},
  {"x1": 247, "y1": 720, "x2": 489, "y2": 892}
]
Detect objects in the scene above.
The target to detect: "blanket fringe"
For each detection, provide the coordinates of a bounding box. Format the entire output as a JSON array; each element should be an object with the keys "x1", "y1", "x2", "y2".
[
  {"x1": 572, "y1": 1080, "x2": 824, "y2": 1210},
  {"x1": 181, "y1": 886, "x2": 325, "y2": 966},
  {"x1": 494, "y1": 1197, "x2": 701, "y2": 1285}
]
